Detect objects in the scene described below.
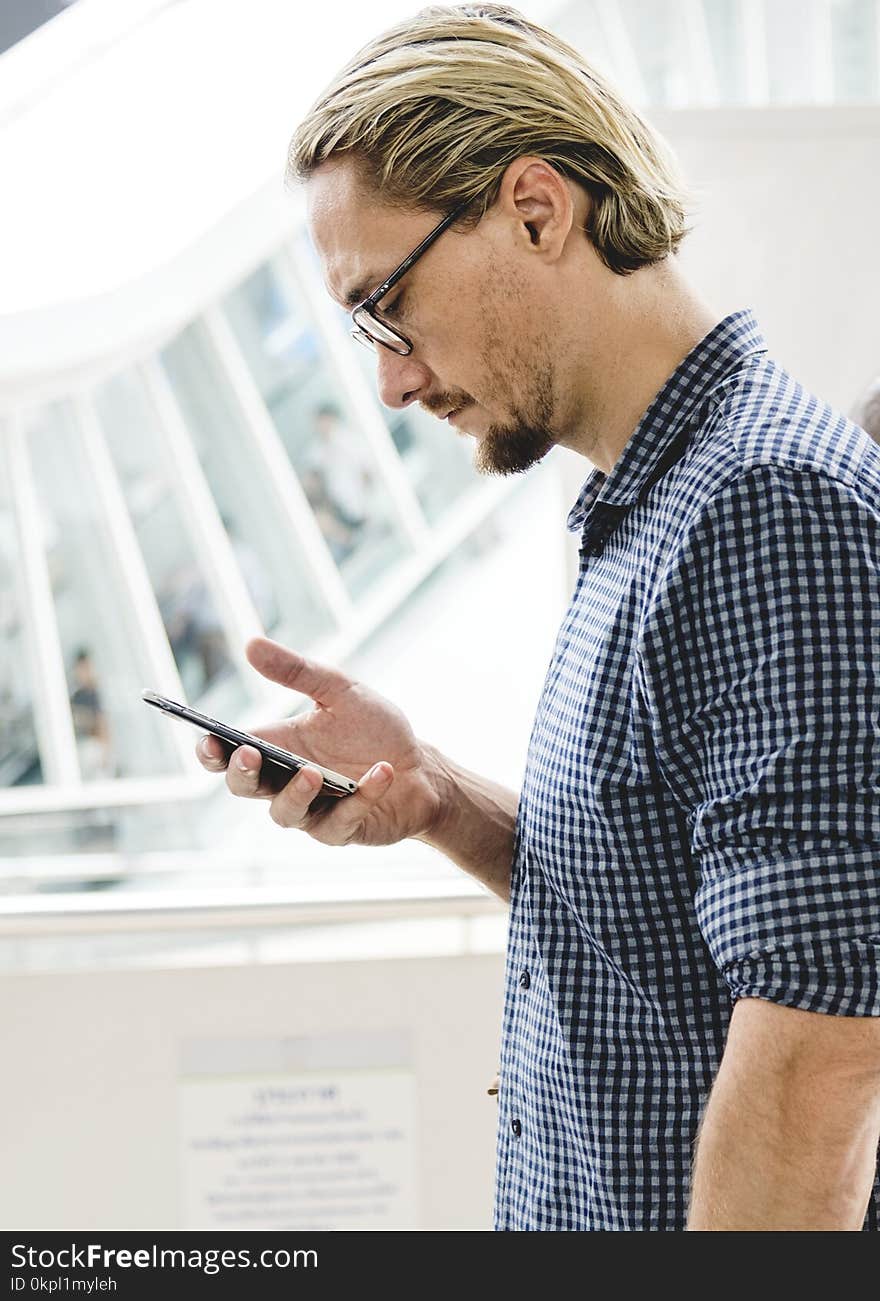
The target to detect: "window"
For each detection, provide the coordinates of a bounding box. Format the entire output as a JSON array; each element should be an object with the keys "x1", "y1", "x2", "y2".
[
  {"x1": 95, "y1": 371, "x2": 258, "y2": 716},
  {"x1": 161, "y1": 322, "x2": 337, "y2": 651},
  {"x1": 23, "y1": 402, "x2": 179, "y2": 780},
  {"x1": 224, "y1": 258, "x2": 412, "y2": 597},
  {"x1": 0, "y1": 434, "x2": 42, "y2": 787}
]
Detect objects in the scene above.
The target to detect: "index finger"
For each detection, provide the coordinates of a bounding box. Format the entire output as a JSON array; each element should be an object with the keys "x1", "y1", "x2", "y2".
[
  {"x1": 197, "y1": 734, "x2": 231, "y2": 768},
  {"x1": 195, "y1": 718, "x2": 313, "y2": 772},
  {"x1": 197, "y1": 738, "x2": 312, "y2": 800}
]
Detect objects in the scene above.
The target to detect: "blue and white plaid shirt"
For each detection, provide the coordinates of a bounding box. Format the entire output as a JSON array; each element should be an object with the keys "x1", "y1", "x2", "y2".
[{"x1": 495, "y1": 310, "x2": 880, "y2": 1231}]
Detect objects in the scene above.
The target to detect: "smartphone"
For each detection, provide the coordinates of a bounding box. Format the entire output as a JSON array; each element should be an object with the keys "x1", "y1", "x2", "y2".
[{"x1": 141, "y1": 690, "x2": 358, "y2": 797}]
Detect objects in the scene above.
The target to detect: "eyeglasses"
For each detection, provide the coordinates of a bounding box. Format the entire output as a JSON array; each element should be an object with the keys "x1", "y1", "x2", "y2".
[{"x1": 350, "y1": 196, "x2": 474, "y2": 356}]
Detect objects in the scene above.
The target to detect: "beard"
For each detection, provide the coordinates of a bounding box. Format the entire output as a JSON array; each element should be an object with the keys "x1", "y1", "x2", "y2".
[
  {"x1": 425, "y1": 342, "x2": 557, "y2": 477},
  {"x1": 422, "y1": 267, "x2": 560, "y2": 476},
  {"x1": 473, "y1": 421, "x2": 555, "y2": 476},
  {"x1": 473, "y1": 366, "x2": 555, "y2": 476},
  {"x1": 473, "y1": 282, "x2": 558, "y2": 476}
]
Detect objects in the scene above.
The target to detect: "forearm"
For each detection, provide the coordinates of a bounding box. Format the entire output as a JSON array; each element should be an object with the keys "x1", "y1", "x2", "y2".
[
  {"x1": 416, "y1": 742, "x2": 519, "y2": 903},
  {"x1": 689, "y1": 1005, "x2": 880, "y2": 1231}
]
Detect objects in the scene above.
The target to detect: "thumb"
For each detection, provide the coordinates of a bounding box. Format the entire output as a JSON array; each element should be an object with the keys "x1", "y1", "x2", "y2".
[
  {"x1": 358, "y1": 761, "x2": 394, "y2": 792},
  {"x1": 245, "y1": 637, "x2": 353, "y2": 708}
]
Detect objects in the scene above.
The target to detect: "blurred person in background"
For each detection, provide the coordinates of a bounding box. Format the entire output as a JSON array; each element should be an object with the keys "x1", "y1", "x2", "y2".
[
  {"x1": 69, "y1": 647, "x2": 113, "y2": 780},
  {"x1": 198, "y1": 4, "x2": 880, "y2": 1231},
  {"x1": 159, "y1": 565, "x2": 230, "y2": 694},
  {"x1": 302, "y1": 403, "x2": 375, "y2": 562}
]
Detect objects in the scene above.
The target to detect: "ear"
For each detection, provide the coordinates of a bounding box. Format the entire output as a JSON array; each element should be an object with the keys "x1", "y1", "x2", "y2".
[{"x1": 495, "y1": 157, "x2": 579, "y2": 262}]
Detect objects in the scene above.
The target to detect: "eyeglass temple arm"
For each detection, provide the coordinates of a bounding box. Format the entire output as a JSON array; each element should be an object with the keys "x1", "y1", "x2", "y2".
[{"x1": 364, "y1": 197, "x2": 473, "y2": 306}]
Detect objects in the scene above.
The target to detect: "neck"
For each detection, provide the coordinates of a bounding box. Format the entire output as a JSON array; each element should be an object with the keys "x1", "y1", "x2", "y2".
[{"x1": 557, "y1": 259, "x2": 720, "y2": 474}]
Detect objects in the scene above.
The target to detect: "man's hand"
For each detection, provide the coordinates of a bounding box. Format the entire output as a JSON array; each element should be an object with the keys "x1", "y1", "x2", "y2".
[
  {"x1": 688, "y1": 998, "x2": 880, "y2": 1230},
  {"x1": 196, "y1": 637, "x2": 445, "y2": 848},
  {"x1": 195, "y1": 637, "x2": 519, "y2": 901}
]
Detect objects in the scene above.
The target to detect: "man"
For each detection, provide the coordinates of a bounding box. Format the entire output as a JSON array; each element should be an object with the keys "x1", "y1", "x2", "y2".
[{"x1": 198, "y1": 5, "x2": 880, "y2": 1230}]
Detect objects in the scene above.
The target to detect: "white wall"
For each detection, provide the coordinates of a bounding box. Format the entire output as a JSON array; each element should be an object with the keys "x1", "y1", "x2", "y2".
[
  {"x1": 657, "y1": 106, "x2": 880, "y2": 414},
  {"x1": 0, "y1": 949, "x2": 505, "y2": 1230}
]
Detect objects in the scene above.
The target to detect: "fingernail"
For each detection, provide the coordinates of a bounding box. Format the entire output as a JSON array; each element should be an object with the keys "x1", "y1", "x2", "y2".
[
  {"x1": 237, "y1": 754, "x2": 255, "y2": 773},
  {"x1": 369, "y1": 763, "x2": 389, "y2": 782}
]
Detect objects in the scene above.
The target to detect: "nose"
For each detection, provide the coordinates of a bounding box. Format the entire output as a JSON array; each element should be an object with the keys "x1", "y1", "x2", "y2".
[{"x1": 374, "y1": 346, "x2": 431, "y2": 410}]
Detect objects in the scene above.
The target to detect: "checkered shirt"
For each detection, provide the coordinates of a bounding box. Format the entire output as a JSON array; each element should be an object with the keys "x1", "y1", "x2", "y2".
[{"x1": 494, "y1": 310, "x2": 880, "y2": 1231}]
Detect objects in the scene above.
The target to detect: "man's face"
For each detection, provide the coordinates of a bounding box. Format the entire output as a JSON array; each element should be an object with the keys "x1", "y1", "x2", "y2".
[{"x1": 306, "y1": 158, "x2": 558, "y2": 476}]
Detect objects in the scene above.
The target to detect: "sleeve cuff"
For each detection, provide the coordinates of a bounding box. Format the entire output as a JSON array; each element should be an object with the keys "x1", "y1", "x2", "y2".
[{"x1": 723, "y1": 935, "x2": 880, "y2": 1016}]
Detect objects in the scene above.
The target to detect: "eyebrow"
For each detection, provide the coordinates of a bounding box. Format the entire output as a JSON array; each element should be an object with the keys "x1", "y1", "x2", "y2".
[
  {"x1": 340, "y1": 263, "x2": 405, "y2": 309},
  {"x1": 338, "y1": 272, "x2": 389, "y2": 308}
]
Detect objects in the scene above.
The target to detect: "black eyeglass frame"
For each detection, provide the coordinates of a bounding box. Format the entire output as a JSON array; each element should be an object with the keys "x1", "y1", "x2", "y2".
[{"x1": 350, "y1": 195, "x2": 474, "y2": 356}]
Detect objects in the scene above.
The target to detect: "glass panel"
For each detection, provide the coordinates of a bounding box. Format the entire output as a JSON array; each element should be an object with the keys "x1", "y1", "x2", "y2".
[
  {"x1": 22, "y1": 402, "x2": 180, "y2": 780},
  {"x1": 702, "y1": 0, "x2": 747, "y2": 102},
  {"x1": 223, "y1": 257, "x2": 411, "y2": 598},
  {"x1": 160, "y1": 322, "x2": 337, "y2": 649},
  {"x1": 300, "y1": 234, "x2": 480, "y2": 523},
  {"x1": 765, "y1": 0, "x2": 817, "y2": 103},
  {"x1": 618, "y1": 0, "x2": 691, "y2": 106},
  {"x1": 382, "y1": 404, "x2": 480, "y2": 524},
  {"x1": 553, "y1": 0, "x2": 616, "y2": 82},
  {"x1": 332, "y1": 305, "x2": 480, "y2": 524},
  {"x1": 831, "y1": 0, "x2": 878, "y2": 100},
  {"x1": 95, "y1": 370, "x2": 254, "y2": 717},
  {"x1": 0, "y1": 435, "x2": 42, "y2": 786}
]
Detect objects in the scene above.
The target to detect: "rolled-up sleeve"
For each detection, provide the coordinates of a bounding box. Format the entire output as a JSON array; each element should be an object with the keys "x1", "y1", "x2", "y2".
[{"x1": 636, "y1": 463, "x2": 880, "y2": 1014}]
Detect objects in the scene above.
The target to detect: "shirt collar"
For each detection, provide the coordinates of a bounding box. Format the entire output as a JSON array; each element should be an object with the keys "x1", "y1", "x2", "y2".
[{"x1": 566, "y1": 309, "x2": 767, "y2": 535}]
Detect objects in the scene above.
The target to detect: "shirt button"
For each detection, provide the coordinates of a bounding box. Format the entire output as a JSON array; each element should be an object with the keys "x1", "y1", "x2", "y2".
[
  {"x1": 511, "y1": 1118, "x2": 522, "y2": 1137},
  {"x1": 518, "y1": 969, "x2": 531, "y2": 989}
]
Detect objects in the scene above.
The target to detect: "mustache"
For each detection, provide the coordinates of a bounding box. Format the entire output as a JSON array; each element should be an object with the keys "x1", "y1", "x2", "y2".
[{"x1": 420, "y1": 392, "x2": 472, "y2": 418}]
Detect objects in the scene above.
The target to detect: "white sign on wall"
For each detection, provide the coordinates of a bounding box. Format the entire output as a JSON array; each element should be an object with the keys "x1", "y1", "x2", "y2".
[{"x1": 178, "y1": 1032, "x2": 417, "y2": 1230}]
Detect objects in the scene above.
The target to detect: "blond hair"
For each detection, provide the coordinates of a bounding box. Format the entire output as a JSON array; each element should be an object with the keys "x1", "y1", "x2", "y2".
[{"x1": 288, "y1": 3, "x2": 689, "y2": 274}]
